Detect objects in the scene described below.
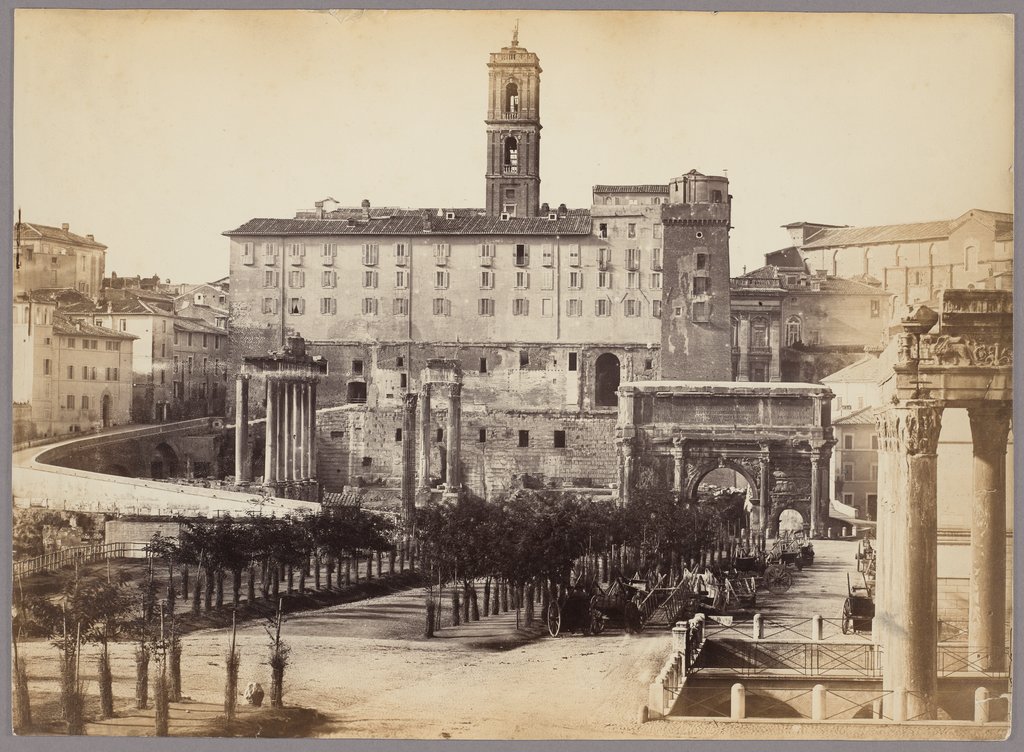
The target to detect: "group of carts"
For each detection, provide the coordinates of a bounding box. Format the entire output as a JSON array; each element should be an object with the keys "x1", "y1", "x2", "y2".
[
  {"x1": 544, "y1": 532, "x2": 818, "y2": 637},
  {"x1": 842, "y1": 537, "x2": 877, "y2": 634}
]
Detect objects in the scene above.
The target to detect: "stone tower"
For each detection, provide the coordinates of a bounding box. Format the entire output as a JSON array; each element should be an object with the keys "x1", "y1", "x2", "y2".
[
  {"x1": 660, "y1": 170, "x2": 734, "y2": 380},
  {"x1": 485, "y1": 27, "x2": 541, "y2": 217}
]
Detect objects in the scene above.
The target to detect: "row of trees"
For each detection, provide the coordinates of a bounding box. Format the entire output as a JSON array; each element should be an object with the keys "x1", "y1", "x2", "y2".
[{"x1": 413, "y1": 488, "x2": 729, "y2": 631}]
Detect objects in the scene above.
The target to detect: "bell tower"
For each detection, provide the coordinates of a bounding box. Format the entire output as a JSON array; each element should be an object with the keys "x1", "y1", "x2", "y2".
[{"x1": 485, "y1": 26, "x2": 541, "y2": 217}]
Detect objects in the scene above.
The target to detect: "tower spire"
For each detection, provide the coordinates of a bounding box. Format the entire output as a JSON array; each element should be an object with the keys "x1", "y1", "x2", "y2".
[{"x1": 511, "y1": 19, "x2": 519, "y2": 47}]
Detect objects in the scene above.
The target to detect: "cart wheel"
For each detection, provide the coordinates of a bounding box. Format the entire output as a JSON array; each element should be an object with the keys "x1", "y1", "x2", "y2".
[
  {"x1": 590, "y1": 608, "x2": 606, "y2": 635},
  {"x1": 546, "y1": 601, "x2": 562, "y2": 637},
  {"x1": 841, "y1": 598, "x2": 853, "y2": 634}
]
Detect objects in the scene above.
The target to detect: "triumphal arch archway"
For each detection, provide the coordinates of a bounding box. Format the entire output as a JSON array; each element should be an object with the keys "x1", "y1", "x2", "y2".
[{"x1": 615, "y1": 381, "x2": 835, "y2": 536}]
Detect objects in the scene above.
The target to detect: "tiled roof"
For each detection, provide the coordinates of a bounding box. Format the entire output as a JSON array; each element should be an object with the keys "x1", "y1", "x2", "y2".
[
  {"x1": 17, "y1": 222, "x2": 107, "y2": 250},
  {"x1": 174, "y1": 316, "x2": 225, "y2": 335},
  {"x1": 802, "y1": 220, "x2": 953, "y2": 249},
  {"x1": 225, "y1": 208, "x2": 592, "y2": 237},
  {"x1": 821, "y1": 355, "x2": 886, "y2": 384},
  {"x1": 592, "y1": 185, "x2": 669, "y2": 194},
  {"x1": 25, "y1": 288, "x2": 99, "y2": 313},
  {"x1": 816, "y1": 277, "x2": 885, "y2": 295},
  {"x1": 740, "y1": 265, "x2": 777, "y2": 279},
  {"x1": 833, "y1": 406, "x2": 876, "y2": 426},
  {"x1": 781, "y1": 221, "x2": 846, "y2": 230},
  {"x1": 52, "y1": 313, "x2": 137, "y2": 340}
]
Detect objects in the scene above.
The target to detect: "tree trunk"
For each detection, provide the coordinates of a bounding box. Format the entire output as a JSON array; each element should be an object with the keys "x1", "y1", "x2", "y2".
[
  {"x1": 388, "y1": 549, "x2": 396, "y2": 575},
  {"x1": 451, "y1": 587, "x2": 461, "y2": 627},
  {"x1": 483, "y1": 578, "x2": 491, "y2": 617},
  {"x1": 191, "y1": 572, "x2": 202, "y2": 615},
  {"x1": 232, "y1": 569, "x2": 242, "y2": 607},
  {"x1": 424, "y1": 592, "x2": 435, "y2": 638},
  {"x1": 501, "y1": 580, "x2": 509, "y2": 612},
  {"x1": 314, "y1": 555, "x2": 322, "y2": 589},
  {"x1": 271, "y1": 567, "x2": 280, "y2": 600},
  {"x1": 97, "y1": 645, "x2": 114, "y2": 718},
  {"x1": 298, "y1": 562, "x2": 306, "y2": 594},
  {"x1": 366, "y1": 552, "x2": 374, "y2": 581},
  {"x1": 247, "y1": 566, "x2": 256, "y2": 604},
  {"x1": 461, "y1": 583, "x2": 471, "y2": 623},
  {"x1": 524, "y1": 582, "x2": 535, "y2": 625},
  {"x1": 470, "y1": 585, "x2": 480, "y2": 621},
  {"x1": 326, "y1": 558, "x2": 334, "y2": 590},
  {"x1": 376, "y1": 550, "x2": 383, "y2": 578},
  {"x1": 204, "y1": 569, "x2": 214, "y2": 611},
  {"x1": 135, "y1": 643, "x2": 150, "y2": 709},
  {"x1": 286, "y1": 564, "x2": 294, "y2": 593},
  {"x1": 541, "y1": 581, "x2": 551, "y2": 623},
  {"x1": 215, "y1": 569, "x2": 225, "y2": 608},
  {"x1": 180, "y1": 566, "x2": 190, "y2": 600},
  {"x1": 398, "y1": 543, "x2": 406, "y2": 572},
  {"x1": 169, "y1": 640, "x2": 182, "y2": 702}
]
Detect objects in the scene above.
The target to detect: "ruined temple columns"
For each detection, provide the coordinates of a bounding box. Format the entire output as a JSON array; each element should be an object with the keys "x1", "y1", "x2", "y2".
[
  {"x1": 292, "y1": 381, "x2": 303, "y2": 481},
  {"x1": 235, "y1": 375, "x2": 251, "y2": 482},
  {"x1": 446, "y1": 383, "x2": 462, "y2": 490},
  {"x1": 264, "y1": 378, "x2": 278, "y2": 484},
  {"x1": 876, "y1": 400, "x2": 942, "y2": 721},
  {"x1": 967, "y1": 404, "x2": 1011, "y2": 672},
  {"x1": 309, "y1": 381, "x2": 318, "y2": 479},
  {"x1": 401, "y1": 393, "x2": 418, "y2": 523},
  {"x1": 418, "y1": 384, "x2": 432, "y2": 492}
]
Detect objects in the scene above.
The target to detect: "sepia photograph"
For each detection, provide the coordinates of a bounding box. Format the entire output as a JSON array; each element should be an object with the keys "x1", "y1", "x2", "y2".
[{"x1": 6, "y1": 6, "x2": 1016, "y2": 742}]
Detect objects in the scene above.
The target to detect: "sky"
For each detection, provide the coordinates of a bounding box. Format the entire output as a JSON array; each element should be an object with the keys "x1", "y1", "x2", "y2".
[{"x1": 13, "y1": 9, "x2": 1015, "y2": 284}]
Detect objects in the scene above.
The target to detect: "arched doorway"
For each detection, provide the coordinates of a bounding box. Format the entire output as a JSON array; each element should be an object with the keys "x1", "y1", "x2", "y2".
[
  {"x1": 150, "y1": 442, "x2": 179, "y2": 479},
  {"x1": 778, "y1": 508, "x2": 805, "y2": 534},
  {"x1": 594, "y1": 353, "x2": 620, "y2": 407},
  {"x1": 101, "y1": 393, "x2": 113, "y2": 428}
]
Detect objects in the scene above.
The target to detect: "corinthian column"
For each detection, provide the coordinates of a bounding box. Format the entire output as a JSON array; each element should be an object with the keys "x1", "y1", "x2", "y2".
[
  {"x1": 967, "y1": 403, "x2": 1011, "y2": 672},
  {"x1": 419, "y1": 385, "x2": 432, "y2": 492},
  {"x1": 401, "y1": 393, "x2": 418, "y2": 526},
  {"x1": 235, "y1": 375, "x2": 250, "y2": 482},
  {"x1": 875, "y1": 400, "x2": 943, "y2": 721},
  {"x1": 446, "y1": 383, "x2": 462, "y2": 491},
  {"x1": 264, "y1": 379, "x2": 277, "y2": 484}
]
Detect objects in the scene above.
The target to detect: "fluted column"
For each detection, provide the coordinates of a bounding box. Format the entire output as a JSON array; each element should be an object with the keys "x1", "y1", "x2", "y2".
[
  {"x1": 967, "y1": 404, "x2": 1011, "y2": 672},
  {"x1": 235, "y1": 375, "x2": 251, "y2": 482},
  {"x1": 292, "y1": 380, "x2": 304, "y2": 481},
  {"x1": 309, "y1": 381, "x2": 318, "y2": 480},
  {"x1": 264, "y1": 378, "x2": 277, "y2": 484},
  {"x1": 419, "y1": 385, "x2": 432, "y2": 492},
  {"x1": 876, "y1": 400, "x2": 943, "y2": 721},
  {"x1": 277, "y1": 380, "x2": 289, "y2": 482},
  {"x1": 446, "y1": 383, "x2": 462, "y2": 490},
  {"x1": 401, "y1": 393, "x2": 418, "y2": 525}
]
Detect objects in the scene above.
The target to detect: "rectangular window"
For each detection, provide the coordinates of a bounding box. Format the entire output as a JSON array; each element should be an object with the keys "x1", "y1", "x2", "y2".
[
  {"x1": 624, "y1": 299, "x2": 641, "y2": 317},
  {"x1": 480, "y1": 270, "x2": 494, "y2": 289},
  {"x1": 434, "y1": 243, "x2": 450, "y2": 264},
  {"x1": 539, "y1": 268, "x2": 554, "y2": 290},
  {"x1": 625, "y1": 247, "x2": 640, "y2": 269},
  {"x1": 395, "y1": 269, "x2": 408, "y2": 289},
  {"x1": 693, "y1": 276, "x2": 711, "y2": 295},
  {"x1": 352, "y1": 359, "x2": 364, "y2": 375},
  {"x1": 653, "y1": 300, "x2": 663, "y2": 319},
  {"x1": 478, "y1": 428, "x2": 487, "y2": 443},
  {"x1": 519, "y1": 350, "x2": 529, "y2": 367},
  {"x1": 395, "y1": 428, "x2": 403, "y2": 442},
  {"x1": 542, "y1": 298, "x2": 553, "y2": 317},
  {"x1": 320, "y1": 297, "x2": 337, "y2": 315},
  {"x1": 363, "y1": 270, "x2": 379, "y2": 288},
  {"x1": 518, "y1": 430, "x2": 530, "y2": 448},
  {"x1": 264, "y1": 270, "x2": 279, "y2": 288},
  {"x1": 434, "y1": 270, "x2": 449, "y2": 289},
  {"x1": 289, "y1": 297, "x2": 305, "y2": 315},
  {"x1": 843, "y1": 434, "x2": 854, "y2": 450},
  {"x1": 843, "y1": 492, "x2": 855, "y2": 506},
  {"x1": 262, "y1": 297, "x2": 278, "y2": 314},
  {"x1": 568, "y1": 244, "x2": 581, "y2": 267},
  {"x1": 568, "y1": 352, "x2": 578, "y2": 371},
  {"x1": 188, "y1": 356, "x2": 193, "y2": 373},
  {"x1": 397, "y1": 356, "x2": 404, "y2": 368},
  {"x1": 842, "y1": 463, "x2": 854, "y2": 482},
  {"x1": 696, "y1": 253, "x2": 708, "y2": 270},
  {"x1": 393, "y1": 298, "x2": 409, "y2": 315},
  {"x1": 263, "y1": 243, "x2": 278, "y2": 263},
  {"x1": 553, "y1": 430, "x2": 566, "y2": 448},
  {"x1": 515, "y1": 270, "x2": 530, "y2": 289},
  {"x1": 595, "y1": 299, "x2": 611, "y2": 317},
  {"x1": 569, "y1": 271, "x2": 583, "y2": 290},
  {"x1": 692, "y1": 301, "x2": 709, "y2": 321},
  {"x1": 362, "y1": 297, "x2": 379, "y2": 315},
  {"x1": 598, "y1": 246, "x2": 611, "y2": 268},
  {"x1": 202, "y1": 334, "x2": 208, "y2": 348},
  {"x1": 322, "y1": 270, "x2": 337, "y2": 288},
  {"x1": 479, "y1": 243, "x2": 495, "y2": 263},
  {"x1": 361, "y1": 243, "x2": 379, "y2": 266},
  {"x1": 394, "y1": 243, "x2": 408, "y2": 265},
  {"x1": 566, "y1": 299, "x2": 583, "y2": 317},
  {"x1": 654, "y1": 224, "x2": 663, "y2": 239},
  {"x1": 105, "y1": 367, "x2": 111, "y2": 380},
  {"x1": 627, "y1": 223, "x2": 636, "y2": 238},
  {"x1": 541, "y1": 244, "x2": 554, "y2": 267},
  {"x1": 436, "y1": 428, "x2": 444, "y2": 443},
  {"x1": 321, "y1": 243, "x2": 337, "y2": 264},
  {"x1": 598, "y1": 223, "x2": 608, "y2": 239},
  {"x1": 81, "y1": 365, "x2": 88, "y2": 379},
  {"x1": 597, "y1": 271, "x2": 612, "y2": 289},
  {"x1": 651, "y1": 247, "x2": 663, "y2": 270},
  {"x1": 478, "y1": 298, "x2": 495, "y2": 316},
  {"x1": 512, "y1": 298, "x2": 530, "y2": 316},
  {"x1": 67, "y1": 365, "x2": 74, "y2": 379},
  {"x1": 242, "y1": 242, "x2": 255, "y2": 264},
  {"x1": 432, "y1": 298, "x2": 451, "y2": 316},
  {"x1": 119, "y1": 318, "x2": 127, "y2": 331},
  {"x1": 514, "y1": 244, "x2": 529, "y2": 266},
  {"x1": 651, "y1": 272, "x2": 663, "y2": 289},
  {"x1": 870, "y1": 464, "x2": 878, "y2": 482},
  {"x1": 627, "y1": 272, "x2": 640, "y2": 289},
  {"x1": 67, "y1": 395, "x2": 75, "y2": 409},
  {"x1": 870, "y1": 299, "x2": 881, "y2": 318},
  {"x1": 400, "y1": 373, "x2": 408, "y2": 388},
  {"x1": 44, "y1": 359, "x2": 52, "y2": 375},
  {"x1": 67, "y1": 337, "x2": 75, "y2": 348}
]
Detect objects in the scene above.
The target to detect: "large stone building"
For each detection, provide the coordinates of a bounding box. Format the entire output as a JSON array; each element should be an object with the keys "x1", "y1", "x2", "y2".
[{"x1": 12, "y1": 221, "x2": 107, "y2": 300}]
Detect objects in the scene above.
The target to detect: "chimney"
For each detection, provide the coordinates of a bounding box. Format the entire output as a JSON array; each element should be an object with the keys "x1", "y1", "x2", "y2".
[
  {"x1": 421, "y1": 210, "x2": 432, "y2": 233},
  {"x1": 61, "y1": 223, "x2": 69, "y2": 232},
  {"x1": 540, "y1": 202, "x2": 550, "y2": 215},
  {"x1": 557, "y1": 203, "x2": 568, "y2": 218},
  {"x1": 314, "y1": 200, "x2": 325, "y2": 220},
  {"x1": 361, "y1": 198, "x2": 371, "y2": 220},
  {"x1": 86, "y1": 234, "x2": 94, "y2": 241}
]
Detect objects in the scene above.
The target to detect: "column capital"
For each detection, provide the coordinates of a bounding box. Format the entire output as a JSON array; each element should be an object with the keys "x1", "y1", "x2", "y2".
[
  {"x1": 403, "y1": 392, "x2": 419, "y2": 410},
  {"x1": 422, "y1": 383, "x2": 432, "y2": 398},
  {"x1": 448, "y1": 382, "x2": 462, "y2": 399},
  {"x1": 967, "y1": 403, "x2": 1011, "y2": 456},
  {"x1": 874, "y1": 401, "x2": 943, "y2": 456}
]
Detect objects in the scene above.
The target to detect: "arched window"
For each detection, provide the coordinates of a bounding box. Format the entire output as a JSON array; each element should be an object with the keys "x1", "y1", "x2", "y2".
[
  {"x1": 785, "y1": 315, "x2": 802, "y2": 346},
  {"x1": 751, "y1": 317, "x2": 769, "y2": 348},
  {"x1": 505, "y1": 82, "x2": 520, "y2": 115},
  {"x1": 503, "y1": 136, "x2": 519, "y2": 173},
  {"x1": 594, "y1": 353, "x2": 621, "y2": 407},
  {"x1": 964, "y1": 245, "x2": 978, "y2": 273},
  {"x1": 604, "y1": 196, "x2": 613, "y2": 205}
]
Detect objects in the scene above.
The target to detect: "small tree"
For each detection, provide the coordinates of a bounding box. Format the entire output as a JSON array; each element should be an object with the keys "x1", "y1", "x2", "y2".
[
  {"x1": 266, "y1": 601, "x2": 289, "y2": 708},
  {"x1": 224, "y1": 611, "x2": 240, "y2": 721}
]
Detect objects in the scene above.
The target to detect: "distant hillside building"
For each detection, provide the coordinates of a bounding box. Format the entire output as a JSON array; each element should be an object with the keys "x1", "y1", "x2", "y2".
[{"x1": 12, "y1": 221, "x2": 107, "y2": 300}]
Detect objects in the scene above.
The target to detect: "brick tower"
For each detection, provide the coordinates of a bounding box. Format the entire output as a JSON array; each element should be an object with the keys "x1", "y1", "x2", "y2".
[
  {"x1": 485, "y1": 27, "x2": 541, "y2": 217},
  {"x1": 660, "y1": 170, "x2": 734, "y2": 380}
]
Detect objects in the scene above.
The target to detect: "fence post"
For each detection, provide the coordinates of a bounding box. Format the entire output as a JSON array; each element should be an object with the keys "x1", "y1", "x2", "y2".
[
  {"x1": 811, "y1": 684, "x2": 827, "y2": 720},
  {"x1": 753, "y1": 613, "x2": 763, "y2": 640},
  {"x1": 974, "y1": 687, "x2": 990, "y2": 724},
  {"x1": 730, "y1": 683, "x2": 745, "y2": 720},
  {"x1": 812, "y1": 614, "x2": 823, "y2": 642}
]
